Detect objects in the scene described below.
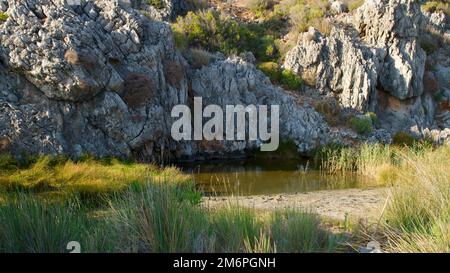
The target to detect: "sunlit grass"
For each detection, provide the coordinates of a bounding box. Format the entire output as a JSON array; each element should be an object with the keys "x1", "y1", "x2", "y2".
[
  {"x1": 109, "y1": 185, "x2": 345, "y2": 253},
  {"x1": 382, "y1": 147, "x2": 449, "y2": 253},
  {"x1": 0, "y1": 155, "x2": 190, "y2": 197}
]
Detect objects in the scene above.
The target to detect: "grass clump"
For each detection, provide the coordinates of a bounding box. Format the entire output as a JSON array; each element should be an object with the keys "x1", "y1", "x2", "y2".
[
  {"x1": 392, "y1": 131, "x2": 416, "y2": 147},
  {"x1": 257, "y1": 62, "x2": 302, "y2": 90},
  {"x1": 109, "y1": 182, "x2": 207, "y2": 252},
  {"x1": 0, "y1": 194, "x2": 101, "y2": 253},
  {"x1": 422, "y1": 1, "x2": 450, "y2": 17},
  {"x1": 350, "y1": 115, "x2": 373, "y2": 135},
  {"x1": 243, "y1": 0, "x2": 275, "y2": 17},
  {"x1": 147, "y1": 0, "x2": 164, "y2": 9},
  {"x1": 345, "y1": 0, "x2": 365, "y2": 12},
  {"x1": 382, "y1": 147, "x2": 449, "y2": 252},
  {"x1": 0, "y1": 12, "x2": 7, "y2": 22},
  {"x1": 314, "y1": 99, "x2": 342, "y2": 126},
  {"x1": 0, "y1": 155, "x2": 190, "y2": 205},
  {"x1": 315, "y1": 143, "x2": 396, "y2": 184},
  {"x1": 108, "y1": 184, "x2": 343, "y2": 253}
]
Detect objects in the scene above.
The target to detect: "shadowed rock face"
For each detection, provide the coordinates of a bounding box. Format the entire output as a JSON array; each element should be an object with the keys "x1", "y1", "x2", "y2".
[
  {"x1": 0, "y1": 0, "x2": 189, "y2": 159},
  {"x1": 0, "y1": 0, "x2": 330, "y2": 159}
]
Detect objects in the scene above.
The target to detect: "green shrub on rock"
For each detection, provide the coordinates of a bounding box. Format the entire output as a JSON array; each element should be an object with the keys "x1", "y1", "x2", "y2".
[
  {"x1": 350, "y1": 116, "x2": 373, "y2": 135},
  {"x1": 392, "y1": 131, "x2": 416, "y2": 147},
  {"x1": 147, "y1": 0, "x2": 165, "y2": 9},
  {"x1": 0, "y1": 12, "x2": 8, "y2": 22},
  {"x1": 258, "y1": 62, "x2": 281, "y2": 82},
  {"x1": 280, "y1": 69, "x2": 302, "y2": 90}
]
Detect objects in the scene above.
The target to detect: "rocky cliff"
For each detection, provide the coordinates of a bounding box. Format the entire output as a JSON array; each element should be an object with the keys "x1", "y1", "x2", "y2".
[
  {"x1": 284, "y1": 0, "x2": 450, "y2": 142},
  {"x1": 0, "y1": 0, "x2": 329, "y2": 159},
  {"x1": 0, "y1": 0, "x2": 448, "y2": 160}
]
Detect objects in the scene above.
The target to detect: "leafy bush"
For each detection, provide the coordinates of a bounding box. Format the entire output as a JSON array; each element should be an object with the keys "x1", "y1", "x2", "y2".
[
  {"x1": 280, "y1": 69, "x2": 302, "y2": 90},
  {"x1": 172, "y1": 11, "x2": 278, "y2": 61},
  {"x1": 0, "y1": 12, "x2": 7, "y2": 22},
  {"x1": 275, "y1": 0, "x2": 330, "y2": 34},
  {"x1": 257, "y1": 63, "x2": 302, "y2": 89},
  {"x1": 258, "y1": 62, "x2": 281, "y2": 82},
  {"x1": 147, "y1": 0, "x2": 165, "y2": 9},
  {"x1": 365, "y1": 112, "x2": 378, "y2": 125},
  {"x1": 392, "y1": 131, "x2": 416, "y2": 147},
  {"x1": 350, "y1": 116, "x2": 373, "y2": 135},
  {"x1": 420, "y1": 33, "x2": 439, "y2": 54},
  {"x1": 422, "y1": 1, "x2": 450, "y2": 17}
]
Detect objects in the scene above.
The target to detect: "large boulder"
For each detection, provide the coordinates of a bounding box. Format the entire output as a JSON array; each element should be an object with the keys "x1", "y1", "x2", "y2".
[
  {"x1": 191, "y1": 57, "x2": 330, "y2": 155},
  {"x1": 284, "y1": 0, "x2": 426, "y2": 107},
  {"x1": 353, "y1": 0, "x2": 425, "y2": 100},
  {"x1": 0, "y1": 0, "x2": 189, "y2": 159},
  {"x1": 0, "y1": 0, "x2": 329, "y2": 159},
  {"x1": 284, "y1": 27, "x2": 379, "y2": 111}
]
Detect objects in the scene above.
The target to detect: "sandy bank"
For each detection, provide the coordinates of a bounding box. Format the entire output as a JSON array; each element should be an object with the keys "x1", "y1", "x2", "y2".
[{"x1": 202, "y1": 188, "x2": 387, "y2": 221}]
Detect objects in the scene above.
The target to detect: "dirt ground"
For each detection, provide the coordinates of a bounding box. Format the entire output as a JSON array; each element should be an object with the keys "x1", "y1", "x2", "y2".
[{"x1": 202, "y1": 188, "x2": 388, "y2": 221}]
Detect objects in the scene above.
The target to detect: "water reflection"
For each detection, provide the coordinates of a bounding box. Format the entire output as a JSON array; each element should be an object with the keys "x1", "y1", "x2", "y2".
[{"x1": 178, "y1": 158, "x2": 371, "y2": 196}]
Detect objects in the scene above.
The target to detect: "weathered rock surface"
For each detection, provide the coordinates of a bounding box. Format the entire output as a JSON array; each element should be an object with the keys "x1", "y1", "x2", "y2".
[
  {"x1": 353, "y1": 0, "x2": 426, "y2": 100},
  {"x1": 0, "y1": 0, "x2": 329, "y2": 159},
  {"x1": 0, "y1": 0, "x2": 189, "y2": 159},
  {"x1": 126, "y1": 0, "x2": 192, "y2": 21},
  {"x1": 284, "y1": 0, "x2": 426, "y2": 105},
  {"x1": 284, "y1": 27, "x2": 379, "y2": 111},
  {"x1": 0, "y1": 0, "x2": 448, "y2": 159},
  {"x1": 283, "y1": 0, "x2": 449, "y2": 142},
  {"x1": 190, "y1": 57, "x2": 330, "y2": 155}
]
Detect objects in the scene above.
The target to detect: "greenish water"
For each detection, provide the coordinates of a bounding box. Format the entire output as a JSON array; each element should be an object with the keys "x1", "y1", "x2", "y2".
[{"x1": 179, "y1": 158, "x2": 371, "y2": 196}]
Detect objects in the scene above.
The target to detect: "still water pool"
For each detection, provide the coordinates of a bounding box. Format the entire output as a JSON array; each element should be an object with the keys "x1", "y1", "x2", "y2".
[{"x1": 178, "y1": 158, "x2": 372, "y2": 196}]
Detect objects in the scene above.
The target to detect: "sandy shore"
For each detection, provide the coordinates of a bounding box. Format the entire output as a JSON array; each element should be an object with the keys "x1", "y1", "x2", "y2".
[{"x1": 202, "y1": 188, "x2": 387, "y2": 221}]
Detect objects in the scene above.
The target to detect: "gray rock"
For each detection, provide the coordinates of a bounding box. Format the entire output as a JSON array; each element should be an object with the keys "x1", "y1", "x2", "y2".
[
  {"x1": 191, "y1": 57, "x2": 330, "y2": 155},
  {"x1": 284, "y1": 27, "x2": 379, "y2": 111},
  {"x1": 330, "y1": 1, "x2": 348, "y2": 14},
  {"x1": 0, "y1": 0, "x2": 189, "y2": 160}
]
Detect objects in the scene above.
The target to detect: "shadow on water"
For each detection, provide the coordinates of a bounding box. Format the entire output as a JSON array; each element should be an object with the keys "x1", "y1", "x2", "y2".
[{"x1": 177, "y1": 158, "x2": 372, "y2": 196}]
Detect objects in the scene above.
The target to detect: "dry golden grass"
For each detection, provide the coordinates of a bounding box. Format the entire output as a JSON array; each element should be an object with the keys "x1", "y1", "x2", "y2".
[{"x1": 0, "y1": 156, "x2": 191, "y2": 196}]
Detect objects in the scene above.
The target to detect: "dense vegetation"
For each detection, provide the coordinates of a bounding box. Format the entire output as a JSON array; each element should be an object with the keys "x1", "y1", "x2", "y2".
[{"x1": 0, "y1": 143, "x2": 448, "y2": 253}]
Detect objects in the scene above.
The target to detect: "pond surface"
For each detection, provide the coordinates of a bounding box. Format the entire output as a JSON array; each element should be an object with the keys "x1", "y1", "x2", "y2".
[{"x1": 178, "y1": 158, "x2": 372, "y2": 196}]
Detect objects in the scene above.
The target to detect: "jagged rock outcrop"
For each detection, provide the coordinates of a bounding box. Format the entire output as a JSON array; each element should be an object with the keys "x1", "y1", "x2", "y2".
[
  {"x1": 124, "y1": 0, "x2": 191, "y2": 21},
  {"x1": 190, "y1": 57, "x2": 330, "y2": 155},
  {"x1": 284, "y1": 27, "x2": 379, "y2": 111},
  {"x1": 0, "y1": 0, "x2": 328, "y2": 159},
  {"x1": 0, "y1": 0, "x2": 189, "y2": 159},
  {"x1": 283, "y1": 0, "x2": 446, "y2": 137},
  {"x1": 284, "y1": 0, "x2": 426, "y2": 105},
  {"x1": 353, "y1": 0, "x2": 426, "y2": 100}
]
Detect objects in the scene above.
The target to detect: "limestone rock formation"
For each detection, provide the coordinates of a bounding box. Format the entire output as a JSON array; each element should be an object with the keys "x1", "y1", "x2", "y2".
[
  {"x1": 0, "y1": 0, "x2": 189, "y2": 159},
  {"x1": 353, "y1": 0, "x2": 426, "y2": 100},
  {"x1": 191, "y1": 57, "x2": 330, "y2": 155},
  {"x1": 284, "y1": 27, "x2": 379, "y2": 111},
  {"x1": 282, "y1": 0, "x2": 448, "y2": 138},
  {"x1": 0, "y1": 0, "x2": 329, "y2": 159}
]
